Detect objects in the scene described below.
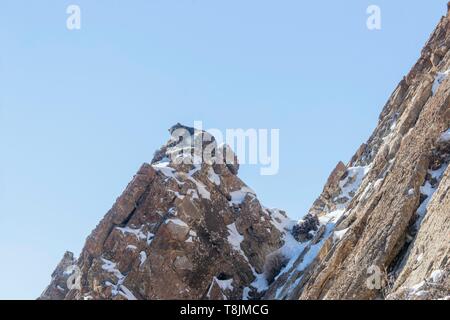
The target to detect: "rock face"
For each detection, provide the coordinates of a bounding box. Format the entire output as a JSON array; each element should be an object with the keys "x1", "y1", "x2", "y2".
[
  {"x1": 39, "y1": 252, "x2": 76, "y2": 300},
  {"x1": 40, "y1": 125, "x2": 301, "y2": 300},
  {"x1": 265, "y1": 4, "x2": 450, "y2": 300},
  {"x1": 41, "y1": 4, "x2": 450, "y2": 300}
]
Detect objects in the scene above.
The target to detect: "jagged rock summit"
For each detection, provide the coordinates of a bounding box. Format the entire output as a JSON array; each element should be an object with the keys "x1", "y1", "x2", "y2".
[
  {"x1": 41, "y1": 125, "x2": 301, "y2": 300},
  {"x1": 42, "y1": 4, "x2": 450, "y2": 300}
]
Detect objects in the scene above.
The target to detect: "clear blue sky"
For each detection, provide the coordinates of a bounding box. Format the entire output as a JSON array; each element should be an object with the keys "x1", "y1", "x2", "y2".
[{"x1": 0, "y1": 0, "x2": 447, "y2": 300}]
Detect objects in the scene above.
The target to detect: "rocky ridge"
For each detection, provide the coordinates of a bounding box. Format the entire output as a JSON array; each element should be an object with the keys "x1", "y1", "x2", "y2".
[
  {"x1": 265, "y1": 4, "x2": 450, "y2": 300},
  {"x1": 41, "y1": 124, "x2": 303, "y2": 300}
]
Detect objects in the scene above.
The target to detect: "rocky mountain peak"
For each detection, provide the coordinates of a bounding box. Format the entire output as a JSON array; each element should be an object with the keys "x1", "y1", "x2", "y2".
[
  {"x1": 41, "y1": 125, "x2": 302, "y2": 300},
  {"x1": 152, "y1": 123, "x2": 239, "y2": 176}
]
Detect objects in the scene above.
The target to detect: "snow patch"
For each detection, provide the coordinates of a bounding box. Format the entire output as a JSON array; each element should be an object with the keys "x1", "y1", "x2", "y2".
[
  {"x1": 186, "y1": 176, "x2": 211, "y2": 200},
  {"x1": 152, "y1": 161, "x2": 184, "y2": 185},
  {"x1": 408, "y1": 269, "x2": 446, "y2": 298},
  {"x1": 275, "y1": 224, "x2": 335, "y2": 299},
  {"x1": 319, "y1": 209, "x2": 345, "y2": 225},
  {"x1": 227, "y1": 223, "x2": 245, "y2": 258},
  {"x1": 249, "y1": 272, "x2": 269, "y2": 293},
  {"x1": 189, "y1": 230, "x2": 197, "y2": 237},
  {"x1": 116, "y1": 226, "x2": 147, "y2": 241},
  {"x1": 206, "y1": 277, "x2": 233, "y2": 300},
  {"x1": 101, "y1": 258, "x2": 137, "y2": 300},
  {"x1": 119, "y1": 285, "x2": 138, "y2": 300},
  {"x1": 215, "y1": 278, "x2": 234, "y2": 291},
  {"x1": 415, "y1": 163, "x2": 449, "y2": 228},
  {"x1": 63, "y1": 264, "x2": 78, "y2": 276},
  {"x1": 165, "y1": 218, "x2": 189, "y2": 228},
  {"x1": 187, "y1": 163, "x2": 202, "y2": 177},
  {"x1": 432, "y1": 70, "x2": 449, "y2": 95},
  {"x1": 416, "y1": 253, "x2": 423, "y2": 263},
  {"x1": 229, "y1": 187, "x2": 256, "y2": 205},
  {"x1": 207, "y1": 167, "x2": 221, "y2": 186},
  {"x1": 187, "y1": 189, "x2": 199, "y2": 200},
  {"x1": 269, "y1": 208, "x2": 296, "y2": 233},
  {"x1": 169, "y1": 190, "x2": 185, "y2": 200},
  {"x1": 439, "y1": 129, "x2": 450, "y2": 142},
  {"x1": 430, "y1": 269, "x2": 444, "y2": 283},
  {"x1": 333, "y1": 227, "x2": 350, "y2": 241},
  {"x1": 242, "y1": 287, "x2": 251, "y2": 300},
  {"x1": 146, "y1": 233, "x2": 155, "y2": 246},
  {"x1": 139, "y1": 251, "x2": 147, "y2": 267},
  {"x1": 185, "y1": 230, "x2": 197, "y2": 243},
  {"x1": 101, "y1": 258, "x2": 125, "y2": 280},
  {"x1": 336, "y1": 166, "x2": 371, "y2": 204}
]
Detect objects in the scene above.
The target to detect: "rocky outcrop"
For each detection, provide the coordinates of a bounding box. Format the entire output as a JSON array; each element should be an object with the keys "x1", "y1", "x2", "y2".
[
  {"x1": 41, "y1": 125, "x2": 301, "y2": 300},
  {"x1": 40, "y1": 252, "x2": 77, "y2": 300},
  {"x1": 386, "y1": 135, "x2": 450, "y2": 300}
]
